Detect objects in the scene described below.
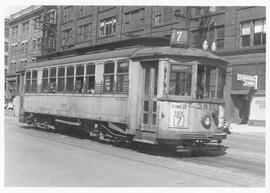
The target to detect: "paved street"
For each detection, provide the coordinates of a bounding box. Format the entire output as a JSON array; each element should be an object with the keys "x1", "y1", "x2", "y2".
[{"x1": 4, "y1": 114, "x2": 265, "y2": 187}]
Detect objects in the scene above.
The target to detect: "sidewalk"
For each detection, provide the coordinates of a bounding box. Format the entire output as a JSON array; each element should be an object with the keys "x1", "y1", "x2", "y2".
[{"x1": 229, "y1": 123, "x2": 265, "y2": 137}]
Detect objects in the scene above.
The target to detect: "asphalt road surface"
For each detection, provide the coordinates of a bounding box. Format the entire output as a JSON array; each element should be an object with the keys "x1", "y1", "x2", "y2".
[{"x1": 4, "y1": 115, "x2": 265, "y2": 187}]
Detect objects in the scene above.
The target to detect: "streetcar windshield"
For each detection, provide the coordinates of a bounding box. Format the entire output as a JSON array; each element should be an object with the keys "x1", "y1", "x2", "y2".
[
  {"x1": 196, "y1": 64, "x2": 226, "y2": 99},
  {"x1": 169, "y1": 64, "x2": 192, "y2": 96}
]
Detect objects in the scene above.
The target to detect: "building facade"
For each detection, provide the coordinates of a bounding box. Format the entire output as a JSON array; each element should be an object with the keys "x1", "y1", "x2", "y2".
[
  {"x1": 7, "y1": 5, "x2": 57, "y2": 103},
  {"x1": 5, "y1": 18, "x2": 9, "y2": 101},
  {"x1": 8, "y1": 6, "x2": 266, "y2": 125}
]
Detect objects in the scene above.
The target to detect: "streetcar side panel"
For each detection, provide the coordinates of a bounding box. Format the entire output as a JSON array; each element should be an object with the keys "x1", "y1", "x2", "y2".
[{"x1": 23, "y1": 94, "x2": 129, "y2": 124}]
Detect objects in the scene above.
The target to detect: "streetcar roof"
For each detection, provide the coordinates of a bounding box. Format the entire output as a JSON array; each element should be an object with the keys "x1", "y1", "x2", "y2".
[
  {"x1": 131, "y1": 46, "x2": 227, "y2": 64},
  {"x1": 25, "y1": 46, "x2": 227, "y2": 69},
  {"x1": 25, "y1": 47, "x2": 140, "y2": 69}
]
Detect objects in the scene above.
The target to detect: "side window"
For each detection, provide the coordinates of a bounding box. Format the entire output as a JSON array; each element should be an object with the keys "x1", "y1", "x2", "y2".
[
  {"x1": 57, "y1": 66, "x2": 65, "y2": 92},
  {"x1": 42, "y1": 68, "x2": 49, "y2": 93},
  {"x1": 103, "y1": 62, "x2": 115, "y2": 93},
  {"x1": 66, "y1": 66, "x2": 74, "y2": 93},
  {"x1": 169, "y1": 64, "x2": 192, "y2": 96},
  {"x1": 116, "y1": 61, "x2": 129, "y2": 93},
  {"x1": 49, "y1": 68, "x2": 56, "y2": 93},
  {"x1": 75, "y1": 65, "x2": 84, "y2": 93},
  {"x1": 31, "y1": 70, "x2": 38, "y2": 93},
  {"x1": 85, "y1": 63, "x2": 95, "y2": 93},
  {"x1": 25, "y1": 71, "x2": 31, "y2": 93}
]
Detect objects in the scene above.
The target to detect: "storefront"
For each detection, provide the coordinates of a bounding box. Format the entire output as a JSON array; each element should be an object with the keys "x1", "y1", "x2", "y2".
[{"x1": 229, "y1": 63, "x2": 265, "y2": 126}]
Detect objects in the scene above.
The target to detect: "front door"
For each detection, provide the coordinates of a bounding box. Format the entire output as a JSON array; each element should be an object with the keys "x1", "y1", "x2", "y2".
[{"x1": 141, "y1": 61, "x2": 159, "y2": 133}]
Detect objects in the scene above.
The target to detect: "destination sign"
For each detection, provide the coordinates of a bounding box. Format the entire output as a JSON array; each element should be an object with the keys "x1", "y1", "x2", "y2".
[
  {"x1": 170, "y1": 30, "x2": 188, "y2": 47},
  {"x1": 171, "y1": 64, "x2": 192, "y2": 72}
]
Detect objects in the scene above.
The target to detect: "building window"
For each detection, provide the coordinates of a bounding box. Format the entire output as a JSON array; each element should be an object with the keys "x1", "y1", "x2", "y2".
[
  {"x1": 48, "y1": 34, "x2": 56, "y2": 49},
  {"x1": 49, "y1": 68, "x2": 56, "y2": 92},
  {"x1": 62, "y1": 28, "x2": 73, "y2": 46},
  {"x1": 154, "y1": 7, "x2": 162, "y2": 26},
  {"x1": 47, "y1": 10, "x2": 56, "y2": 24},
  {"x1": 5, "y1": 56, "x2": 8, "y2": 66},
  {"x1": 75, "y1": 65, "x2": 84, "y2": 93},
  {"x1": 12, "y1": 26, "x2": 18, "y2": 39},
  {"x1": 116, "y1": 61, "x2": 129, "y2": 93},
  {"x1": 66, "y1": 66, "x2": 74, "y2": 92},
  {"x1": 34, "y1": 16, "x2": 42, "y2": 30},
  {"x1": 124, "y1": 9, "x2": 145, "y2": 32},
  {"x1": 22, "y1": 21, "x2": 30, "y2": 35},
  {"x1": 42, "y1": 68, "x2": 49, "y2": 92},
  {"x1": 32, "y1": 39, "x2": 36, "y2": 50},
  {"x1": 5, "y1": 26, "x2": 9, "y2": 37},
  {"x1": 78, "y1": 23, "x2": 92, "y2": 41},
  {"x1": 163, "y1": 6, "x2": 173, "y2": 23},
  {"x1": 85, "y1": 63, "x2": 95, "y2": 93},
  {"x1": 25, "y1": 42, "x2": 28, "y2": 52},
  {"x1": 5, "y1": 42, "x2": 8, "y2": 52},
  {"x1": 57, "y1": 66, "x2": 65, "y2": 92},
  {"x1": 62, "y1": 6, "x2": 73, "y2": 23},
  {"x1": 241, "y1": 19, "x2": 266, "y2": 47},
  {"x1": 241, "y1": 22, "x2": 251, "y2": 47},
  {"x1": 254, "y1": 20, "x2": 266, "y2": 46},
  {"x1": 99, "y1": 17, "x2": 117, "y2": 37},
  {"x1": 78, "y1": 6, "x2": 92, "y2": 18},
  {"x1": 216, "y1": 26, "x2": 225, "y2": 49},
  {"x1": 103, "y1": 62, "x2": 115, "y2": 93},
  {"x1": 169, "y1": 64, "x2": 192, "y2": 96}
]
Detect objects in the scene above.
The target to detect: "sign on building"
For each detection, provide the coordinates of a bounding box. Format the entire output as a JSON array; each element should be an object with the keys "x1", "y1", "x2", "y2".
[
  {"x1": 237, "y1": 74, "x2": 258, "y2": 89},
  {"x1": 170, "y1": 30, "x2": 188, "y2": 47}
]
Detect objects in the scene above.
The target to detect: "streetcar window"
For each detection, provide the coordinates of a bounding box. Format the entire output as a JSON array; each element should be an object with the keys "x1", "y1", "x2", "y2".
[
  {"x1": 66, "y1": 66, "x2": 74, "y2": 93},
  {"x1": 49, "y1": 68, "x2": 56, "y2": 93},
  {"x1": 75, "y1": 65, "x2": 84, "y2": 93},
  {"x1": 57, "y1": 67, "x2": 65, "y2": 92},
  {"x1": 103, "y1": 62, "x2": 115, "y2": 93},
  {"x1": 196, "y1": 65, "x2": 225, "y2": 99},
  {"x1": 31, "y1": 70, "x2": 38, "y2": 93},
  {"x1": 42, "y1": 68, "x2": 49, "y2": 93},
  {"x1": 116, "y1": 61, "x2": 129, "y2": 93},
  {"x1": 169, "y1": 64, "x2": 192, "y2": 96},
  {"x1": 25, "y1": 71, "x2": 31, "y2": 93},
  {"x1": 217, "y1": 66, "x2": 226, "y2": 98},
  {"x1": 85, "y1": 64, "x2": 95, "y2": 93}
]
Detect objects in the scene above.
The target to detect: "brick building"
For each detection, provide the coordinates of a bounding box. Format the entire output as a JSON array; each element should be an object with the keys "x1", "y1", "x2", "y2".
[
  {"x1": 8, "y1": 6, "x2": 265, "y2": 125},
  {"x1": 5, "y1": 18, "x2": 9, "y2": 101},
  {"x1": 6, "y1": 5, "x2": 57, "y2": 102}
]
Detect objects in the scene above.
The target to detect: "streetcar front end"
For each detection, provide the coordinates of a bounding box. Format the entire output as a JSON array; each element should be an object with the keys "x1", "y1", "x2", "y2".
[{"x1": 155, "y1": 54, "x2": 228, "y2": 150}]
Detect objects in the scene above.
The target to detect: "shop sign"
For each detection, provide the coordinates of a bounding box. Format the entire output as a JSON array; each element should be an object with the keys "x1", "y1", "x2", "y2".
[
  {"x1": 237, "y1": 74, "x2": 258, "y2": 89},
  {"x1": 170, "y1": 102, "x2": 189, "y2": 128}
]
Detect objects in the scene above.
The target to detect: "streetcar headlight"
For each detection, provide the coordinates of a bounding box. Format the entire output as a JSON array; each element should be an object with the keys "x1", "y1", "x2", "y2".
[{"x1": 201, "y1": 115, "x2": 211, "y2": 129}]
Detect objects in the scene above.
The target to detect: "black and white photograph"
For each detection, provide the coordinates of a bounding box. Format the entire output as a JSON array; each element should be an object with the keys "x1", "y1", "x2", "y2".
[{"x1": 1, "y1": 0, "x2": 268, "y2": 191}]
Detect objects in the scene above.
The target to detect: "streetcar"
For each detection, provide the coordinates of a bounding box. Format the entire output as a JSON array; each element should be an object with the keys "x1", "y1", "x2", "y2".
[{"x1": 19, "y1": 37, "x2": 228, "y2": 153}]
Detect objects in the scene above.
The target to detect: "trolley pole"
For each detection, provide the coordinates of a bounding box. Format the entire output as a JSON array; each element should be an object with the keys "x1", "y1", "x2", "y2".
[{"x1": 184, "y1": 7, "x2": 192, "y2": 48}]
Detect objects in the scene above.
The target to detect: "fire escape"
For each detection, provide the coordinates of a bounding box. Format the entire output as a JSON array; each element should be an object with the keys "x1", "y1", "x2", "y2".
[{"x1": 190, "y1": 7, "x2": 214, "y2": 49}]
